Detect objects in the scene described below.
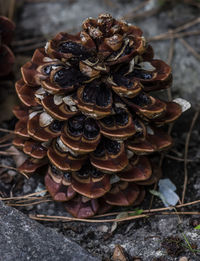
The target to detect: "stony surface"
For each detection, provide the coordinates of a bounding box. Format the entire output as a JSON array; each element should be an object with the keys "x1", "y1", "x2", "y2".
[{"x1": 0, "y1": 201, "x2": 100, "y2": 261}]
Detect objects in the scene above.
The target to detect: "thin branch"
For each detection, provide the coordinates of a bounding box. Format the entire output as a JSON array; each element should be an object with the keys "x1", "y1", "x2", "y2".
[
  {"x1": 172, "y1": 17, "x2": 200, "y2": 34},
  {"x1": 29, "y1": 213, "x2": 149, "y2": 223},
  {"x1": 0, "y1": 143, "x2": 12, "y2": 148},
  {"x1": 0, "y1": 151, "x2": 19, "y2": 156},
  {"x1": 96, "y1": 199, "x2": 200, "y2": 219},
  {"x1": 8, "y1": 199, "x2": 51, "y2": 207},
  {"x1": 182, "y1": 110, "x2": 200, "y2": 203},
  {"x1": 0, "y1": 164, "x2": 29, "y2": 179},
  {"x1": 149, "y1": 17, "x2": 200, "y2": 42},
  {"x1": 0, "y1": 128, "x2": 15, "y2": 134},
  {"x1": 29, "y1": 211, "x2": 200, "y2": 223},
  {"x1": 148, "y1": 30, "x2": 200, "y2": 42},
  {"x1": 179, "y1": 38, "x2": 200, "y2": 61},
  {"x1": 0, "y1": 189, "x2": 47, "y2": 201},
  {"x1": 0, "y1": 134, "x2": 13, "y2": 144},
  {"x1": 165, "y1": 154, "x2": 197, "y2": 162}
]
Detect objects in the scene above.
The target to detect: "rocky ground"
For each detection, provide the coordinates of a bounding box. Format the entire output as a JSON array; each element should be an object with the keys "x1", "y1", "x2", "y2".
[{"x1": 0, "y1": 0, "x2": 200, "y2": 260}]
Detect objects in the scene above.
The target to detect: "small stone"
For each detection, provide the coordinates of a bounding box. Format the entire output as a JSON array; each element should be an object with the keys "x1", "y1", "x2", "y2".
[
  {"x1": 97, "y1": 225, "x2": 109, "y2": 233},
  {"x1": 179, "y1": 257, "x2": 188, "y2": 261}
]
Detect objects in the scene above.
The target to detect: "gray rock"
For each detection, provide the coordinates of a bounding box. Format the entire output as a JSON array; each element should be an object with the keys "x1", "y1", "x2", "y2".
[{"x1": 0, "y1": 201, "x2": 100, "y2": 261}]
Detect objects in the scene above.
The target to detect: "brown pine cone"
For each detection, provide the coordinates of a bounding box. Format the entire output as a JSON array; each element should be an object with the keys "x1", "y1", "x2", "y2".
[
  {"x1": 0, "y1": 16, "x2": 15, "y2": 77},
  {"x1": 13, "y1": 14, "x2": 182, "y2": 218}
]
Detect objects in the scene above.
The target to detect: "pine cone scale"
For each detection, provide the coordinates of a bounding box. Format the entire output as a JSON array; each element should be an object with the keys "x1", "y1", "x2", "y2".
[{"x1": 13, "y1": 14, "x2": 182, "y2": 218}]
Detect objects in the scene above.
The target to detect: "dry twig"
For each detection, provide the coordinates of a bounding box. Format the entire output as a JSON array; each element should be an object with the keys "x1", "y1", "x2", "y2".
[
  {"x1": 179, "y1": 38, "x2": 200, "y2": 61},
  {"x1": 182, "y1": 110, "x2": 200, "y2": 203},
  {"x1": 0, "y1": 128, "x2": 15, "y2": 134},
  {"x1": 149, "y1": 17, "x2": 200, "y2": 42}
]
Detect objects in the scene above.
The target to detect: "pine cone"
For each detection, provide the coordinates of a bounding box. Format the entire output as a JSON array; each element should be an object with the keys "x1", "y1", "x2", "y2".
[
  {"x1": 0, "y1": 16, "x2": 15, "y2": 77},
  {"x1": 13, "y1": 14, "x2": 182, "y2": 218}
]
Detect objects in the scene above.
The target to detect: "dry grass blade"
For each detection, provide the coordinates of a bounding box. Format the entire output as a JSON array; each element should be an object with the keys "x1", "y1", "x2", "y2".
[
  {"x1": 8, "y1": 199, "x2": 52, "y2": 207},
  {"x1": 0, "y1": 128, "x2": 15, "y2": 134},
  {"x1": 0, "y1": 143, "x2": 12, "y2": 148},
  {"x1": 179, "y1": 38, "x2": 200, "y2": 61},
  {"x1": 148, "y1": 30, "x2": 200, "y2": 41},
  {"x1": 165, "y1": 154, "x2": 197, "y2": 162},
  {"x1": 0, "y1": 134, "x2": 13, "y2": 144},
  {"x1": 96, "y1": 199, "x2": 200, "y2": 218},
  {"x1": 182, "y1": 110, "x2": 200, "y2": 203},
  {"x1": 0, "y1": 189, "x2": 47, "y2": 201},
  {"x1": 7, "y1": 195, "x2": 50, "y2": 204},
  {"x1": 29, "y1": 211, "x2": 200, "y2": 223},
  {"x1": 0, "y1": 164, "x2": 29, "y2": 179},
  {"x1": 29, "y1": 213, "x2": 149, "y2": 223},
  {"x1": 0, "y1": 151, "x2": 19, "y2": 156},
  {"x1": 172, "y1": 17, "x2": 200, "y2": 34},
  {"x1": 0, "y1": 164, "x2": 17, "y2": 171},
  {"x1": 148, "y1": 17, "x2": 200, "y2": 42}
]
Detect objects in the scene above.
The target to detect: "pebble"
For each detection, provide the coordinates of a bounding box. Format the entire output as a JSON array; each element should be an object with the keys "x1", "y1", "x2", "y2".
[
  {"x1": 97, "y1": 225, "x2": 109, "y2": 233},
  {"x1": 179, "y1": 257, "x2": 188, "y2": 261}
]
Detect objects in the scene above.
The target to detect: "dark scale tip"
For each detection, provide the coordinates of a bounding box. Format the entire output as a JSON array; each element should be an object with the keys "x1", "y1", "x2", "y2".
[
  {"x1": 54, "y1": 67, "x2": 88, "y2": 87},
  {"x1": 91, "y1": 167, "x2": 103, "y2": 178},
  {"x1": 50, "y1": 120, "x2": 64, "y2": 132},
  {"x1": 130, "y1": 69, "x2": 152, "y2": 80},
  {"x1": 115, "y1": 107, "x2": 129, "y2": 125},
  {"x1": 105, "y1": 138, "x2": 121, "y2": 155},
  {"x1": 94, "y1": 138, "x2": 121, "y2": 156},
  {"x1": 58, "y1": 41, "x2": 92, "y2": 60},
  {"x1": 83, "y1": 83, "x2": 111, "y2": 107},
  {"x1": 133, "y1": 118, "x2": 144, "y2": 137},
  {"x1": 77, "y1": 165, "x2": 90, "y2": 179},
  {"x1": 83, "y1": 118, "x2": 100, "y2": 139},
  {"x1": 101, "y1": 115, "x2": 114, "y2": 127},
  {"x1": 68, "y1": 115, "x2": 85, "y2": 136},
  {"x1": 113, "y1": 73, "x2": 133, "y2": 89},
  {"x1": 51, "y1": 165, "x2": 71, "y2": 181},
  {"x1": 130, "y1": 93, "x2": 151, "y2": 107},
  {"x1": 51, "y1": 165, "x2": 63, "y2": 176},
  {"x1": 93, "y1": 141, "x2": 106, "y2": 157},
  {"x1": 77, "y1": 163, "x2": 103, "y2": 179},
  {"x1": 63, "y1": 172, "x2": 71, "y2": 182}
]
